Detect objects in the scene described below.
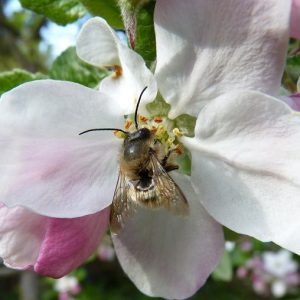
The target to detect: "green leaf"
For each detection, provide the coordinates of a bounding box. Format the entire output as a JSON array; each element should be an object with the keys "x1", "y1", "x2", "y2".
[
  {"x1": 212, "y1": 251, "x2": 233, "y2": 282},
  {"x1": 135, "y1": 0, "x2": 156, "y2": 67},
  {"x1": 224, "y1": 228, "x2": 241, "y2": 242},
  {"x1": 286, "y1": 54, "x2": 300, "y2": 84},
  {"x1": 20, "y1": 0, "x2": 87, "y2": 25},
  {"x1": 0, "y1": 69, "x2": 48, "y2": 94},
  {"x1": 50, "y1": 47, "x2": 108, "y2": 88},
  {"x1": 80, "y1": 0, "x2": 123, "y2": 29}
]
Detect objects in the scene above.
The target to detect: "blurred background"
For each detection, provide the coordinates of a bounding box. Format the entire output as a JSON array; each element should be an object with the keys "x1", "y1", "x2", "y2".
[{"x1": 1, "y1": 0, "x2": 300, "y2": 299}]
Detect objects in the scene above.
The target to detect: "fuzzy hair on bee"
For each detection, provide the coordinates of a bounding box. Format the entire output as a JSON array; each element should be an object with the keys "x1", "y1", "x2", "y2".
[
  {"x1": 79, "y1": 87, "x2": 189, "y2": 234},
  {"x1": 110, "y1": 126, "x2": 189, "y2": 234}
]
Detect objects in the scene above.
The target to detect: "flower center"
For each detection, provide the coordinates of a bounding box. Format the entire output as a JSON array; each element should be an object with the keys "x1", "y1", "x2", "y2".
[{"x1": 114, "y1": 111, "x2": 194, "y2": 175}]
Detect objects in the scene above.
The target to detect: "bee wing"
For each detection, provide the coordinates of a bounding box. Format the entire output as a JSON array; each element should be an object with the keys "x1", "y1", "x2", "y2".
[
  {"x1": 149, "y1": 154, "x2": 189, "y2": 216},
  {"x1": 110, "y1": 171, "x2": 137, "y2": 234}
]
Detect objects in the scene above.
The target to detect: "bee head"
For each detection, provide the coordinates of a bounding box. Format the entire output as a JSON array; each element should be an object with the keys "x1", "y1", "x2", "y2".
[{"x1": 126, "y1": 127, "x2": 151, "y2": 142}]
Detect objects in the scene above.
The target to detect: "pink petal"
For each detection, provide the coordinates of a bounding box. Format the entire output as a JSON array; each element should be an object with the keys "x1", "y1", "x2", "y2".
[
  {"x1": 0, "y1": 203, "x2": 109, "y2": 277},
  {"x1": 291, "y1": 0, "x2": 300, "y2": 39},
  {"x1": 281, "y1": 93, "x2": 300, "y2": 111},
  {"x1": 35, "y1": 208, "x2": 110, "y2": 278}
]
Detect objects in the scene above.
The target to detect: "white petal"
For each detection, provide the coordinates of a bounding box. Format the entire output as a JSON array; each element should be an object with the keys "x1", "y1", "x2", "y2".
[
  {"x1": 155, "y1": 0, "x2": 291, "y2": 118},
  {"x1": 76, "y1": 17, "x2": 157, "y2": 115},
  {"x1": 99, "y1": 45, "x2": 157, "y2": 116},
  {"x1": 0, "y1": 204, "x2": 45, "y2": 269},
  {"x1": 77, "y1": 17, "x2": 120, "y2": 67},
  {"x1": 0, "y1": 80, "x2": 123, "y2": 217},
  {"x1": 112, "y1": 173, "x2": 224, "y2": 299},
  {"x1": 182, "y1": 90, "x2": 300, "y2": 253}
]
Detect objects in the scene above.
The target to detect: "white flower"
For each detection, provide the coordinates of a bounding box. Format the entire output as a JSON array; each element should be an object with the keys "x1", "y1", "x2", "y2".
[
  {"x1": 263, "y1": 250, "x2": 298, "y2": 278},
  {"x1": 0, "y1": 1, "x2": 296, "y2": 299},
  {"x1": 54, "y1": 276, "x2": 80, "y2": 293},
  {"x1": 271, "y1": 280, "x2": 287, "y2": 298},
  {"x1": 225, "y1": 241, "x2": 235, "y2": 252}
]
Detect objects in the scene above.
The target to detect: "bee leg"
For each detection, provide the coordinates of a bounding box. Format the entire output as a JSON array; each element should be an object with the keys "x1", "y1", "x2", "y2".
[
  {"x1": 162, "y1": 149, "x2": 179, "y2": 173},
  {"x1": 164, "y1": 164, "x2": 179, "y2": 172}
]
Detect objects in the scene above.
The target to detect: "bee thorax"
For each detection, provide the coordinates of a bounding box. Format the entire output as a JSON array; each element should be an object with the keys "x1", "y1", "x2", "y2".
[{"x1": 123, "y1": 141, "x2": 146, "y2": 161}]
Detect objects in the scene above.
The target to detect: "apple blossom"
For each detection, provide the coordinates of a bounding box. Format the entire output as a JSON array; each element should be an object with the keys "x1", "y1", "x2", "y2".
[
  {"x1": 97, "y1": 236, "x2": 115, "y2": 262},
  {"x1": 54, "y1": 275, "x2": 81, "y2": 300},
  {"x1": 0, "y1": 0, "x2": 297, "y2": 299},
  {"x1": 238, "y1": 250, "x2": 300, "y2": 298},
  {"x1": 263, "y1": 250, "x2": 298, "y2": 278}
]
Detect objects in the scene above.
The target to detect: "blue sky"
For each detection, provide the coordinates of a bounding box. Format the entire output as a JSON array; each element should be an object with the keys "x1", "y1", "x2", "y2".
[
  {"x1": 4, "y1": 0, "x2": 127, "y2": 60},
  {"x1": 4, "y1": 0, "x2": 79, "y2": 57}
]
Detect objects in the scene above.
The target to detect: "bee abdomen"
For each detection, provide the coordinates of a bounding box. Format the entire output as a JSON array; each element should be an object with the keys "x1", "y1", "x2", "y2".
[
  {"x1": 131, "y1": 177, "x2": 164, "y2": 208},
  {"x1": 136, "y1": 176, "x2": 154, "y2": 191}
]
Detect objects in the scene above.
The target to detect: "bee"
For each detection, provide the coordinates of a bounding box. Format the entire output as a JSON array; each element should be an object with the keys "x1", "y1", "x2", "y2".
[{"x1": 79, "y1": 87, "x2": 189, "y2": 234}]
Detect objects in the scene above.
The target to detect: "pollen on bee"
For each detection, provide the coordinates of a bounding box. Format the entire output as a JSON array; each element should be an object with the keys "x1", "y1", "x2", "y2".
[{"x1": 113, "y1": 65, "x2": 123, "y2": 79}]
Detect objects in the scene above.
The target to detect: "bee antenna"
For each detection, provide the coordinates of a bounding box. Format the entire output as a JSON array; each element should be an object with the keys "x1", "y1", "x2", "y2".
[
  {"x1": 134, "y1": 86, "x2": 148, "y2": 130},
  {"x1": 78, "y1": 128, "x2": 128, "y2": 135}
]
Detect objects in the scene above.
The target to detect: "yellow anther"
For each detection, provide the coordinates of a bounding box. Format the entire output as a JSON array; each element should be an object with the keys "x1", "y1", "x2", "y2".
[
  {"x1": 156, "y1": 125, "x2": 166, "y2": 135},
  {"x1": 173, "y1": 128, "x2": 183, "y2": 137},
  {"x1": 124, "y1": 119, "x2": 133, "y2": 130},
  {"x1": 113, "y1": 65, "x2": 123, "y2": 79},
  {"x1": 167, "y1": 137, "x2": 175, "y2": 146},
  {"x1": 155, "y1": 125, "x2": 169, "y2": 143},
  {"x1": 114, "y1": 130, "x2": 126, "y2": 139}
]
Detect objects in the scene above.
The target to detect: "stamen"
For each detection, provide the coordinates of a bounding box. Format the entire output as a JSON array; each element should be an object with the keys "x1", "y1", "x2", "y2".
[
  {"x1": 154, "y1": 116, "x2": 163, "y2": 123},
  {"x1": 167, "y1": 137, "x2": 175, "y2": 146},
  {"x1": 175, "y1": 144, "x2": 184, "y2": 155},
  {"x1": 114, "y1": 130, "x2": 127, "y2": 139},
  {"x1": 150, "y1": 126, "x2": 157, "y2": 134},
  {"x1": 113, "y1": 65, "x2": 123, "y2": 79},
  {"x1": 173, "y1": 128, "x2": 183, "y2": 137},
  {"x1": 124, "y1": 119, "x2": 133, "y2": 130},
  {"x1": 139, "y1": 115, "x2": 148, "y2": 123},
  {"x1": 155, "y1": 125, "x2": 167, "y2": 140}
]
